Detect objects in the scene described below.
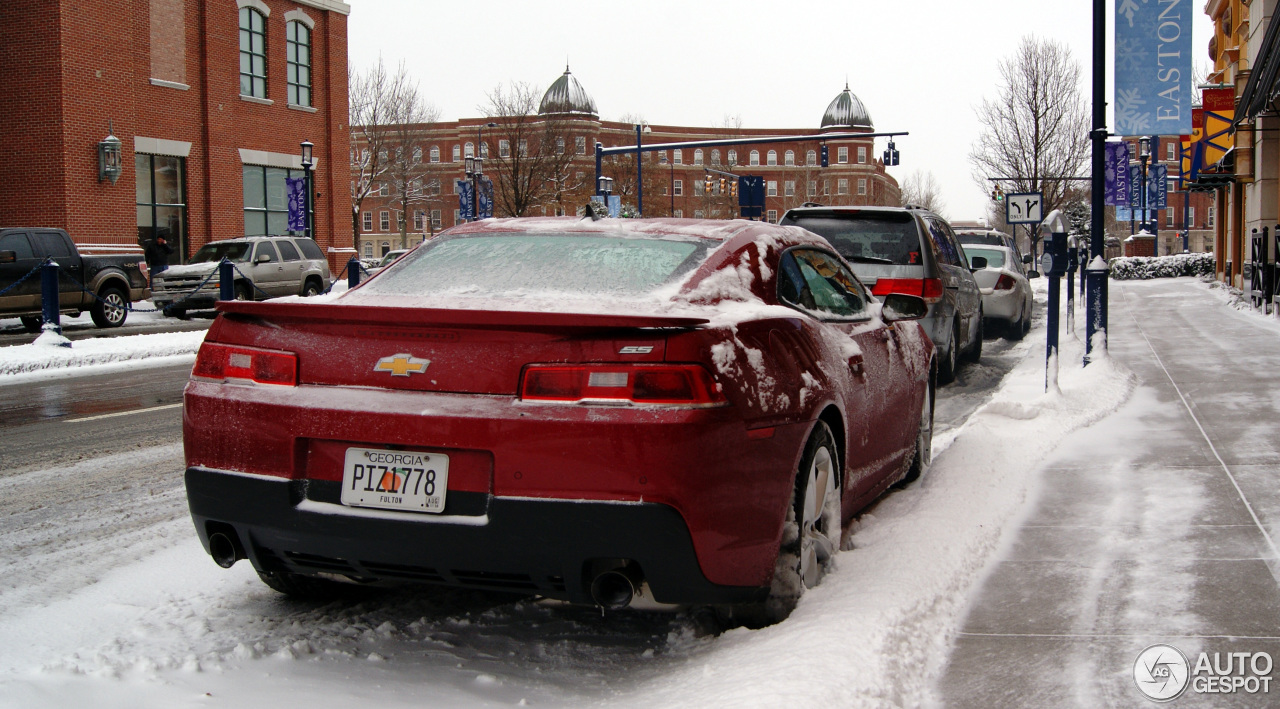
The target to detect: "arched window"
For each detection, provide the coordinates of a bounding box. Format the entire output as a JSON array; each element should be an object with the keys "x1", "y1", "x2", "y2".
[
  {"x1": 728, "y1": 150, "x2": 737, "y2": 166},
  {"x1": 749, "y1": 150, "x2": 760, "y2": 166},
  {"x1": 429, "y1": 145, "x2": 440, "y2": 163},
  {"x1": 807, "y1": 150, "x2": 817, "y2": 166},
  {"x1": 784, "y1": 150, "x2": 795, "y2": 166},
  {"x1": 238, "y1": 8, "x2": 267, "y2": 98},
  {"x1": 464, "y1": 142, "x2": 475, "y2": 158},
  {"x1": 286, "y1": 20, "x2": 311, "y2": 106},
  {"x1": 412, "y1": 147, "x2": 422, "y2": 163},
  {"x1": 711, "y1": 149, "x2": 721, "y2": 166},
  {"x1": 767, "y1": 150, "x2": 777, "y2": 166},
  {"x1": 694, "y1": 149, "x2": 704, "y2": 165}
]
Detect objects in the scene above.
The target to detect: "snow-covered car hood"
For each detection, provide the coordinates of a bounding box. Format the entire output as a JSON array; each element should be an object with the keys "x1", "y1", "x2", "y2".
[{"x1": 156, "y1": 262, "x2": 225, "y2": 278}]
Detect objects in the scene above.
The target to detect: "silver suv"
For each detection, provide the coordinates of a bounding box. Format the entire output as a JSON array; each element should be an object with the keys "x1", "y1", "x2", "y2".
[
  {"x1": 153, "y1": 235, "x2": 331, "y2": 316},
  {"x1": 780, "y1": 205, "x2": 984, "y2": 383}
]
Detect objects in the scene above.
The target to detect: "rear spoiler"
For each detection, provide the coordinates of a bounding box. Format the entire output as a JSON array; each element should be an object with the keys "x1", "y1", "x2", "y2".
[{"x1": 215, "y1": 300, "x2": 709, "y2": 332}]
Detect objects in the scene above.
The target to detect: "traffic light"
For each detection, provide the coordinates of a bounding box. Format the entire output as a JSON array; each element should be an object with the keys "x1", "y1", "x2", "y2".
[
  {"x1": 719, "y1": 177, "x2": 726, "y2": 194},
  {"x1": 704, "y1": 174, "x2": 714, "y2": 194},
  {"x1": 882, "y1": 140, "x2": 900, "y2": 166},
  {"x1": 990, "y1": 184, "x2": 1004, "y2": 202},
  {"x1": 820, "y1": 145, "x2": 829, "y2": 168},
  {"x1": 730, "y1": 179, "x2": 738, "y2": 197}
]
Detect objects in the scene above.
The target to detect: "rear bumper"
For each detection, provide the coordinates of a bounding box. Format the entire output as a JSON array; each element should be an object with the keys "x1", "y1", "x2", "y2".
[
  {"x1": 186, "y1": 467, "x2": 765, "y2": 605},
  {"x1": 979, "y1": 289, "x2": 1023, "y2": 321}
]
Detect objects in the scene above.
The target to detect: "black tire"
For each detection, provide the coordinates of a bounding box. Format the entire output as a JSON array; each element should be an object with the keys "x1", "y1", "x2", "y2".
[
  {"x1": 729, "y1": 421, "x2": 841, "y2": 627},
  {"x1": 1008, "y1": 306, "x2": 1028, "y2": 341},
  {"x1": 19, "y1": 315, "x2": 42, "y2": 333},
  {"x1": 257, "y1": 570, "x2": 349, "y2": 600},
  {"x1": 234, "y1": 281, "x2": 253, "y2": 301},
  {"x1": 964, "y1": 311, "x2": 983, "y2": 363},
  {"x1": 899, "y1": 374, "x2": 935, "y2": 486},
  {"x1": 1022, "y1": 303, "x2": 1032, "y2": 336},
  {"x1": 90, "y1": 286, "x2": 129, "y2": 328},
  {"x1": 301, "y1": 278, "x2": 322, "y2": 297},
  {"x1": 938, "y1": 319, "x2": 960, "y2": 384}
]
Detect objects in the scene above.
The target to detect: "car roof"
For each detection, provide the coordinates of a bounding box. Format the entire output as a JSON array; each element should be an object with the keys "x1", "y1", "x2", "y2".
[
  {"x1": 781, "y1": 204, "x2": 938, "y2": 219},
  {"x1": 437, "y1": 216, "x2": 809, "y2": 244}
]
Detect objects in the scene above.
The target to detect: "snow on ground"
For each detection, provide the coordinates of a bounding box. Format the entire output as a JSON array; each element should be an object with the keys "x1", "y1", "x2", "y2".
[{"x1": 0, "y1": 286, "x2": 1140, "y2": 708}]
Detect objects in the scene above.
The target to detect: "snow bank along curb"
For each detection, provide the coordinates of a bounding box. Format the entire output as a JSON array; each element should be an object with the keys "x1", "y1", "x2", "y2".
[
  {"x1": 628, "y1": 333, "x2": 1137, "y2": 708},
  {"x1": 0, "y1": 330, "x2": 206, "y2": 381},
  {"x1": 1109, "y1": 253, "x2": 1214, "y2": 280}
]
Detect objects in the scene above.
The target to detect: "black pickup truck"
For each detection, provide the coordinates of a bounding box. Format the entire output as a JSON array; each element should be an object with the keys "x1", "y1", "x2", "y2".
[{"x1": 0, "y1": 228, "x2": 150, "y2": 331}]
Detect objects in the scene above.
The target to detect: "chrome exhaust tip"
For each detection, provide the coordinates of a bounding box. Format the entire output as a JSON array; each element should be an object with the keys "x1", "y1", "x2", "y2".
[
  {"x1": 590, "y1": 564, "x2": 643, "y2": 609},
  {"x1": 208, "y1": 532, "x2": 242, "y2": 569}
]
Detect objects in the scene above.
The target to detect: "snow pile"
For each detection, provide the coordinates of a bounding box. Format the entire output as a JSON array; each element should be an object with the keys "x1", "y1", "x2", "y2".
[
  {"x1": 1109, "y1": 253, "x2": 1214, "y2": 280},
  {"x1": 0, "y1": 329, "x2": 206, "y2": 380}
]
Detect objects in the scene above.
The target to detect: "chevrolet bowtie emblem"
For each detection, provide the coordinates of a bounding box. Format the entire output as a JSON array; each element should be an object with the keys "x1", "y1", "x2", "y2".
[{"x1": 374, "y1": 353, "x2": 431, "y2": 377}]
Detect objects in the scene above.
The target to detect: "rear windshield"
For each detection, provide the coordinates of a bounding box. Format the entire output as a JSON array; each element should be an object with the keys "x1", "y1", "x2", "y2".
[
  {"x1": 190, "y1": 242, "x2": 251, "y2": 263},
  {"x1": 363, "y1": 233, "x2": 710, "y2": 297},
  {"x1": 782, "y1": 213, "x2": 922, "y2": 265},
  {"x1": 965, "y1": 247, "x2": 1006, "y2": 268},
  {"x1": 956, "y1": 232, "x2": 1007, "y2": 247}
]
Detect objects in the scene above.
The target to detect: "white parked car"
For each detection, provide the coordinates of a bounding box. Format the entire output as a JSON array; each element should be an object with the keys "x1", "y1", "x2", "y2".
[
  {"x1": 366, "y1": 248, "x2": 410, "y2": 277},
  {"x1": 964, "y1": 244, "x2": 1034, "y2": 339}
]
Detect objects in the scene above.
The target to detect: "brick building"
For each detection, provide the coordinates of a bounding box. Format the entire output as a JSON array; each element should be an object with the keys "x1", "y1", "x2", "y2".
[
  {"x1": 0, "y1": 0, "x2": 352, "y2": 270},
  {"x1": 1114, "y1": 136, "x2": 1218, "y2": 258},
  {"x1": 353, "y1": 70, "x2": 900, "y2": 260}
]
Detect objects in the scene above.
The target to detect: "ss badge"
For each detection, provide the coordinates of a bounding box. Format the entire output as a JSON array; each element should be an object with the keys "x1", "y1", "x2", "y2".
[{"x1": 618, "y1": 346, "x2": 653, "y2": 355}]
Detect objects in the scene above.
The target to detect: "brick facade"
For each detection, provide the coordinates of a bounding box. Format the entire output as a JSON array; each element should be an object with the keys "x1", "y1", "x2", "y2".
[{"x1": 0, "y1": 0, "x2": 351, "y2": 272}]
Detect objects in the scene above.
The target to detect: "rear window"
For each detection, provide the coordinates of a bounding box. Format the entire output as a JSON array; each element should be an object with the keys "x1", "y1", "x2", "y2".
[
  {"x1": 363, "y1": 233, "x2": 710, "y2": 297},
  {"x1": 191, "y1": 242, "x2": 250, "y2": 263},
  {"x1": 781, "y1": 213, "x2": 922, "y2": 265},
  {"x1": 956, "y1": 232, "x2": 1008, "y2": 247},
  {"x1": 965, "y1": 247, "x2": 1006, "y2": 268},
  {"x1": 295, "y1": 237, "x2": 325, "y2": 260}
]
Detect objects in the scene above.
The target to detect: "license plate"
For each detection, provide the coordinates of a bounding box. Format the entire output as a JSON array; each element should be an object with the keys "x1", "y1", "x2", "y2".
[{"x1": 340, "y1": 447, "x2": 449, "y2": 514}]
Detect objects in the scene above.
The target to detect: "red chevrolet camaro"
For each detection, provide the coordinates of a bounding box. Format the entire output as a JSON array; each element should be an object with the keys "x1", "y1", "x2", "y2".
[{"x1": 183, "y1": 217, "x2": 935, "y2": 623}]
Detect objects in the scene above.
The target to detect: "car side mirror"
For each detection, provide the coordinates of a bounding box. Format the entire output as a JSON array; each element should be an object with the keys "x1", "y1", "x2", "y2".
[
  {"x1": 0, "y1": 250, "x2": 14, "y2": 264},
  {"x1": 1027, "y1": 270, "x2": 1041, "y2": 279},
  {"x1": 1022, "y1": 254, "x2": 1033, "y2": 265},
  {"x1": 969, "y1": 256, "x2": 988, "y2": 271},
  {"x1": 255, "y1": 254, "x2": 271, "y2": 264},
  {"x1": 881, "y1": 293, "x2": 928, "y2": 322}
]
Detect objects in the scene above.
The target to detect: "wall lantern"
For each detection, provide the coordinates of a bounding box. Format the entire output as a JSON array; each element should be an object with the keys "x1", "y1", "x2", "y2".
[{"x1": 98, "y1": 123, "x2": 123, "y2": 185}]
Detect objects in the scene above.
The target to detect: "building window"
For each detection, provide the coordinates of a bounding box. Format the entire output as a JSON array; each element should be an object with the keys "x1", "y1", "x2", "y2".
[
  {"x1": 784, "y1": 150, "x2": 795, "y2": 166},
  {"x1": 452, "y1": 145, "x2": 461, "y2": 162},
  {"x1": 785, "y1": 180, "x2": 796, "y2": 196},
  {"x1": 694, "y1": 149, "x2": 704, "y2": 165},
  {"x1": 750, "y1": 150, "x2": 760, "y2": 166},
  {"x1": 673, "y1": 209, "x2": 683, "y2": 218},
  {"x1": 858, "y1": 178, "x2": 867, "y2": 195},
  {"x1": 857, "y1": 146, "x2": 867, "y2": 164},
  {"x1": 363, "y1": 242, "x2": 373, "y2": 258},
  {"x1": 711, "y1": 149, "x2": 721, "y2": 166},
  {"x1": 1189, "y1": 206, "x2": 1195, "y2": 226},
  {"x1": 674, "y1": 150, "x2": 683, "y2": 165},
  {"x1": 454, "y1": 209, "x2": 461, "y2": 225},
  {"x1": 239, "y1": 8, "x2": 267, "y2": 98},
  {"x1": 767, "y1": 180, "x2": 778, "y2": 196},
  {"x1": 808, "y1": 180, "x2": 817, "y2": 196},
  {"x1": 728, "y1": 150, "x2": 737, "y2": 165},
  {"x1": 286, "y1": 20, "x2": 311, "y2": 106},
  {"x1": 243, "y1": 164, "x2": 309, "y2": 236},
  {"x1": 380, "y1": 211, "x2": 390, "y2": 231},
  {"x1": 429, "y1": 145, "x2": 440, "y2": 163},
  {"x1": 673, "y1": 179, "x2": 683, "y2": 196},
  {"x1": 823, "y1": 179, "x2": 829, "y2": 195},
  {"x1": 767, "y1": 209, "x2": 777, "y2": 223},
  {"x1": 1208, "y1": 206, "x2": 1215, "y2": 227},
  {"x1": 556, "y1": 136, "x2": 566, "y2": 153},
  {"x1": 380, "y1": 240, "x2": 390, "y2": 256},
  {"x1": 413, "y1": 210, "x2": 424, "y2": 230},
  {"x1": 518, "y1": 139, "x2": 527, "y2": 157},
  {"x1": 1166, "y1": 143, "x2": 1176, "y2": 161},
  {"x1": 431, "y1": 209, "x2": 442, "y2": 229},
  {"x1": 807, "y1": 150, "x2": 817, "y2": 166},
  {"x1": 838, "y1": 179, "x2": 849, "y2": 195},
  {"x1": 499, "y1": 140, "x2": 510, "y2": 158},
  {"x1": 576, "y1": 136, "x2": 587, "y2": 154},
  {"x1": 136, "y1": 154, "x2": 187, "y2": 262},
  {"x1": 838, "y1": 147, "x2": 849, "y2": 164},
  {"x1": 378, "y1": 182, "x2": 388, "y2": 197},
  {"x1": 767, "y1": 150, "x2": 777, "y2": 166},
  {"x1": 362, "y1": 211, "x2": 372, "y2": 231},
  {"x1": 464, "y1": 142, "x2": 474, "y2": 158},
  {"x1": 694, "y1": 180, "x2": 704, "y2": 196},
  {"x1": 694, "y1": 210, "x2": 704, "y2": 219},
  {"x1": 658, "y1": 150, "x2": 667, "y2": 164}
]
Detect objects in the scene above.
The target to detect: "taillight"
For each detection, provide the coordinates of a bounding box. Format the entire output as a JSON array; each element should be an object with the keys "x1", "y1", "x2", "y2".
[
  {"x1": 192, "y1": 342, "x2": 298, "y2": 386},
  {"x1": 871, "y1": 277, "x2": 944, "y2": 304},
  {"x1": 520, "y1": 364, "x2": 726, "y2": 406},
  {"x1": 994, "y1": 274, "x2": 1017, "y2": 291}
]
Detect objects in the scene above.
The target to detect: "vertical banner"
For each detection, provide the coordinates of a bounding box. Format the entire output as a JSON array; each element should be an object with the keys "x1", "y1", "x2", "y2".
[
  {"x1": 457, "y1": 180, "x2": 474, "y2": 221},
  {"x1": 1129, "y1": 164, "x2": 1143, "y2": 210},
  {"x1": 1105, "y1": 142, "x2": 1131, "y2": 205},
  {"x1": 286, "y1": 177, "x2": 307, "y2": 232},
  {"x1": 478, "y1": 177, "x2": 494, "y2": 219},
  {"x1": 1149, "y1": 164, "x2": 1169, "y2": 209},
  {"x1": 1115, "y1": 0, "x2": 1192, "y2": 135},
  {"x1": 607, "y1": 195, "x2": 621, "y2": 218}
]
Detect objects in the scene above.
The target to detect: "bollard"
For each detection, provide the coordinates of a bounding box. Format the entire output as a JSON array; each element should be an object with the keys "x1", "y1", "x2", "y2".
[
  {"x1": 219, "y1": 259, "x2": 234, "y2": 301},
  {"x1": 1039, "y1": 212, "x2": 1069, "y2": 392},
  {"x1": 1066, "y1": 236, "x2": 1079, "y2": 336},
  {"x1": 40, "y1": 259, "x2": 61, "y2": 334},
  {"x1": 1084, "y1": 256, "x2": 1110, "y2": 364},
  {"x1": 348, "y1": 257, "x2": 361, "y2": 289}
]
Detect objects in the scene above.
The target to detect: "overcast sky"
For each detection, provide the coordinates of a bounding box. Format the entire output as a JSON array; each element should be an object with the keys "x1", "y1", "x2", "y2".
[{"x1": 348, "y1": 0, "x2": 1214, "y2": 222}]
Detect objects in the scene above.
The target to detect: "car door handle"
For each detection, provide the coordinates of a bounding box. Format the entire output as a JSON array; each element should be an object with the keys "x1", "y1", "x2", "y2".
[{"x1": 848, "y1": 354, "x2": 865, "y2": 376}]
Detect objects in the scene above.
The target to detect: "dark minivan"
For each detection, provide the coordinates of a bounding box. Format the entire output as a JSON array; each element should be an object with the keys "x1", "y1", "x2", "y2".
[{"x1": 780, "y1": 205, "x2": 983, "y2": 383}]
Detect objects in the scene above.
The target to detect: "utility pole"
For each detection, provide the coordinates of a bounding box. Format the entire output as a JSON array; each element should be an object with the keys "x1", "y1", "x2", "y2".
[{"x1": 1086, "y1": 0, "x2": 1108, "y2": 362}]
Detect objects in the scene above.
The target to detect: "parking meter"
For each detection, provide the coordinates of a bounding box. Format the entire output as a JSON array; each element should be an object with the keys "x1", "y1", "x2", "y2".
[{"x1": 1038, "y1": 210, "x2": 1069, "y2": 392}]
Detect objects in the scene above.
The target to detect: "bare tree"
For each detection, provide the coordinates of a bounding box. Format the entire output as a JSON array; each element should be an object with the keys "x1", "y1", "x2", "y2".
[
  {"x1": 480, "y1": 82, "x2": 579, "y2": 217},
  {"x1": 349, "y1": 59, "x2": 425, "y2": 249},
  {"x1": 969, "y1": 35, "x2": 1089, "y2": 258},
  {"x1": 383, "y1": 81, "x2": 440, "y2": 249},
  {"x1": 900, "y1": 169, "x2": 947, "y2": 217}
]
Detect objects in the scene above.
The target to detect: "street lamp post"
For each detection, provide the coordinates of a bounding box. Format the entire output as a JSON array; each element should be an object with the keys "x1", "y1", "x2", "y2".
[
  {"x1": 300, "y1": 140, "x2": 314, "y2": 239},
  {"x1": 1138, "y1": 136, "x2": 1151, "y2": 253}
]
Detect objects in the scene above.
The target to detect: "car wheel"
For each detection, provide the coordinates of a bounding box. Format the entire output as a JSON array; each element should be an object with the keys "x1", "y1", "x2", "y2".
[
  {"x1": 964, "y1": 311, "x2": 982, "y2": 363},
  {"x1": 938, "y1": 319, "x2": 960, "y2": 384},
  {"x1": 234, "y1": 282, "x2": 253, "y2": 301},
  {"x1": 899, "y1": 375, "x2": 934, "y2": 486},
  {"x1": 19, "y1": 315, "x2": 42, "y2": 333},
  {"x1": 1022, "y1": 303, "x2": 1032, "y2": 336},
  {"x1": 301, "y1": 278, "x2": 322, "y2": 297},
  {"x1": 1008, "y1": 307, "x2": 1027, "y2": 341},
  {"x1": 90, "y1": 286, "x2": 129, "y2": 328}
]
